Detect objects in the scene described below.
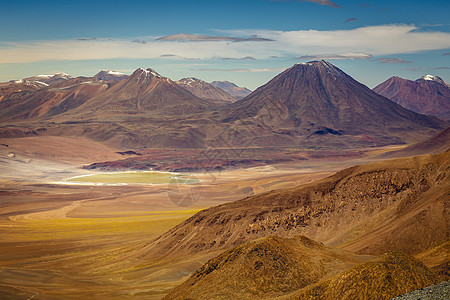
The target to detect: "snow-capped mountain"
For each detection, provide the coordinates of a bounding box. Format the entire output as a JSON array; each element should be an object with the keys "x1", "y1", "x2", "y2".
[
  {"x1": 93, "y1": 70, "x2": 128, "y2": 82},
  {"x1": 374, "y1": 75, "x2": 450, "y2": 120}
]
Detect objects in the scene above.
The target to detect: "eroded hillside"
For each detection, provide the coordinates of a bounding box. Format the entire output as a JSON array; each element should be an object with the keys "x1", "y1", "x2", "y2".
[{"x1": 145, "y1": 151, "x2": 449, "y2": 259}]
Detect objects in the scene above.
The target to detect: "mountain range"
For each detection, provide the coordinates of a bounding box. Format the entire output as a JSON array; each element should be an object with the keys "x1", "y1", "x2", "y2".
[
  {"x1": 373, "y1": 75, "x2": 450, "y2": 120},
  {"x1": 0, "y1": 61, "x2": 447, "y2": 149},
  {"x1": 210, "y1": 80, "x2": 252, "y2": 99},
  {"x1": 176, "y1": 77, "x2": 237, "y2": 103}
]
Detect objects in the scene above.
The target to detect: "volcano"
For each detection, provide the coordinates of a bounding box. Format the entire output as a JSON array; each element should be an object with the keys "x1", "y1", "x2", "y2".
[{"x1": 211, "y1": 61, "x2": 445, "y2": 148}]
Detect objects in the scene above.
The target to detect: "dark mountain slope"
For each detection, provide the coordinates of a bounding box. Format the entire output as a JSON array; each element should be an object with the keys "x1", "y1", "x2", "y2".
[{"x1": 212, "y1": 61, "x2": 445, "y2": 148}]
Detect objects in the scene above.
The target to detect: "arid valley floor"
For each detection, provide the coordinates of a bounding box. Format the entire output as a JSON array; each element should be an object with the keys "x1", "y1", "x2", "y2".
[{"x1": 0, "y1": 135, "x2": 420, "y2": 299}]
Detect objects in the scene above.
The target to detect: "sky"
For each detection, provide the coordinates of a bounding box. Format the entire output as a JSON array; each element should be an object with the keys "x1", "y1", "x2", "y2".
[{"x1": 0, "y1": 0, "x2": 449, "y2": 90}]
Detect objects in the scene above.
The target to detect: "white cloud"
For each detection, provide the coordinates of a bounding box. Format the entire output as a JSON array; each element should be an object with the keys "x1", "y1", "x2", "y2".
[
  {"x1": 0, "y1": 25, "x2": 449, "y2": 64},
  {"x1": 297, "y1": 53, "x2": 372, "y2": 60},
  {"x1": 298, "y1": 0, "x2": 339, "y2": 8},
  {"x1": 223, "y1": 24, "x2": 450, "y2": 56},
  {"x1": 156, "y1": 33, "x2": 273, "y2": 42},
  {"x1": 376, "y1": 57, "x2": 411, "y2": 64},
  {"x1": 198, "y1": 68, "x2": 286, "y2": 73}
]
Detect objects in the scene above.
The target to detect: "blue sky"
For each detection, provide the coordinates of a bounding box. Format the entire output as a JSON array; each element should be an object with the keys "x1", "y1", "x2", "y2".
[{"x1": 1, "y1": 0, "x2": 449, "y2": 89}]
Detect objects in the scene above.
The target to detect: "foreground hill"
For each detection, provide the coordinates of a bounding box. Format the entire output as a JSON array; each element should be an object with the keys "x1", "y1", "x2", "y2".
[
  {"x1": 285, "y1": 251, "x2": 441, "y2": 300},
  {"x1": 165, "y1": 235, "x2": 372, "y2": 299},
  {"x1": 166, "y1": 238, "x2": 441, "y2": 300},
  {"x1": 145, "y1": 151, "x2": 449, "y2": 259},
  {"x1": 373, "y1": 75, "x2": 450, "y2": 120},
  {"x1": 391, "y1": 281, "x2": 449, "y2": 300}
]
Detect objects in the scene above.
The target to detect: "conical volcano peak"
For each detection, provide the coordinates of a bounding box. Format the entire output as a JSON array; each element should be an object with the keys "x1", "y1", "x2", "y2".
[
  {"x1": 294, "y1": 60, "x2": 334, "y2": 68},
  {"x1": 290, "y1": 60, "x2": 344, "y2": 76},
  {"x1": 132, "y1": 67, "x2": 162, "y2": 79},
  {"x1": 307, "y1": 59, "x2": 333, "y2": 66}
]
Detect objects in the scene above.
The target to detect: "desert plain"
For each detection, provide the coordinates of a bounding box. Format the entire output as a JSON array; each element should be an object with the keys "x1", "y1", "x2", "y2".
[{"x1": 0, "y1": 135, "x2": 405, "y2": 299}]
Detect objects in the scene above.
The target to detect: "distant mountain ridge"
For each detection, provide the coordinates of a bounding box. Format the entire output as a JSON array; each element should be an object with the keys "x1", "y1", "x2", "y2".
[
  {"x1": 0, "y1": 61, "x2": 447, "y2": 149},
  {"x1": 176, "y1": 77, "x2": 237, "y2": 103},
  {"x1": 210, "y1": 80, "x2": 252, "y2": 99},
  {"x1": 51, "y1": 68, "x2": 220, "y2": 121},
  {"x1": 373, "y1": 75, "x2": 450, "y2": 120},
  {"x1": 93, "y1": 70, "x2": 128, "y2": 82}
]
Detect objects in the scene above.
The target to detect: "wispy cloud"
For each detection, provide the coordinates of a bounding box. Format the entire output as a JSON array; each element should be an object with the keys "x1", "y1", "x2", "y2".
[
  {"x1": 434, "y1": 66, "x2": 450, "y2": 70},
  {"x1": 77, "y1": 37, "x2": 97, "y2": 41},
  {"x1": 199, "y1": 68, "x2": 286, "y2": 73},
  {"x1": 1, "y1": 25, "x2": 449, "y2": 64},
  {"x1": 298, "y1": 0, "x2": 339, "y2": 7},
  {"x1": 157, "y1": 33, "x2": 273, "y2": 42},
  {"x1": 131, "y1": 39, "x2": 147, "y2": 44},
  {"x1": 345, "y1": 18, "x2": 357, "y2": 23},
  {"x1": 419, "y1": 23, "x2": 447, "y2": 28},
  {"x1": 297, "y1": 53, "x2": 372, "y2": 60},
  {"x1": 443, "y1": 53, "x2": 450, "y2": 56},
  {"x1": 377, "y1": 58, "x2": 412, "y2": 64},
  {"x1": 218, "y1": 56, "x2": 257, "y2": 60},
  {"x1": 222, "y1": 25, "x2": 450, "y2": 56}
]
